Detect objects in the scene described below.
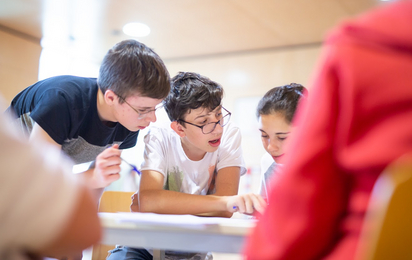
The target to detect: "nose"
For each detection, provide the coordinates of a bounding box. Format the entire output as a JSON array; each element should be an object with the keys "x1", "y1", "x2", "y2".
[
  {"x1": 144, "y1": 110, "x2": 157, "y2": 123},
  {"x1": 211, "y1": 121, "x2": 223, "y2": 135},
  {"x1": 266, "y1": 139, "x2": 279, "y2": 153}
]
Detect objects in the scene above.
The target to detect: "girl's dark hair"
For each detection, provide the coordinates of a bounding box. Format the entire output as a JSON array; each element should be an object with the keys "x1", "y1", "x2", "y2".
[
  {"x1": 256, "y1": 83, "x2": 307, "y2": 124},
  {"x1": 97, "y1": 39, "x2": 170, "y2": 102},
  {"x1": 164, "y1": 72, "x2": 224, "y2": 123}
]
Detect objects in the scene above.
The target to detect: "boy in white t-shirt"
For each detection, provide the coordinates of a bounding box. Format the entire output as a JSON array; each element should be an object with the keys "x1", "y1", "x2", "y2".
[{"x1": 107, "y1": 72, "x2": 265, "y2": 260}]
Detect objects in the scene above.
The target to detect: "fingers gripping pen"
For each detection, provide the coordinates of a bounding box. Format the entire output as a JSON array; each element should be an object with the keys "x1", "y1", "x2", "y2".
[{"x1": 121, "y1": 158, "x2": 142, "y2": 175}]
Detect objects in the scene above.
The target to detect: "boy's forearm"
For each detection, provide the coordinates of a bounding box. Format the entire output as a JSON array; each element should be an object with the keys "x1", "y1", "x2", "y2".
[
  {"x1": 38, "y1": 185, "x2": 101, "y2": 258},
  {"x1": 195, "y1": 211, "x2": 233, "y2": 218},
  {"x1": 138, "y1": 189, "x2": 230, "y2": 215}
]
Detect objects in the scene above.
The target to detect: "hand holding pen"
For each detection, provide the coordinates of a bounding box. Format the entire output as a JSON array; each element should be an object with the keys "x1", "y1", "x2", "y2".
[
  {"x1": 121, "y1": 158, "x2": 142, "y2": 175},
  {"x1": 105, "y1": 145, "x2": 141, "y2": 174},
  {"x1": 89, "y1": 145, "x2": 141, "y2": 189},
  {"x1": 90, "y1": 144, "x2": 123, "y2": 188}
]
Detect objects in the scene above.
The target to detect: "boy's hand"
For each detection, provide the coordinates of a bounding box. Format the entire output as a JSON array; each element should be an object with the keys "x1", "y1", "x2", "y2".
[
  {"x1": 90, "y1": 144, "x2": 122, "y2": 188},
  {"x1": 226, "y1": 193, "x2": 267, "y2": 215}
]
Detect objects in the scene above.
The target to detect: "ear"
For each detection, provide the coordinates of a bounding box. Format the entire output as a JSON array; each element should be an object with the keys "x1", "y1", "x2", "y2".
[
  {"x1": 104, "y1": 89, "x2": 118, "y2": 105},
  {"x1": 170, "y1": 121, "x2": 186, "y2": 137}
]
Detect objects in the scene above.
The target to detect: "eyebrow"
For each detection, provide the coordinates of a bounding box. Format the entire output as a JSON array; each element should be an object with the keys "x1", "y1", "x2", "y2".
[
  {"x1": 276, "y1": 132, "x2": 290, "y2": 135},
  {"x1": 259, "y1": 129, "x2": 290, "y2": 135},
  {"x1": 136, "y1": 106, "x2": 151, "y2": 110},
  {"x1": 194, "y1": 105, "x2": 222, "y2": 120},
  {"x1": 136, "y1": 104, "x2": 161, "y2": 110}
]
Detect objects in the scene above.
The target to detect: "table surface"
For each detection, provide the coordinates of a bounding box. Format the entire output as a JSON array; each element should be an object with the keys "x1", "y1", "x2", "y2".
[{"x1": 99, "y1": 212, "x2": 256, "y2": 255}]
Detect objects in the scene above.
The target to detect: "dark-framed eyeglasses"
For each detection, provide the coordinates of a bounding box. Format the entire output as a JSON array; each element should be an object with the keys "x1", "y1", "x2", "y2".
[
  {"x1": 178, "y1": 107, "x2": 231, "y2": 134},
  {"x1": 117, "y1": 94, "x2": 163, "y2": 120}
]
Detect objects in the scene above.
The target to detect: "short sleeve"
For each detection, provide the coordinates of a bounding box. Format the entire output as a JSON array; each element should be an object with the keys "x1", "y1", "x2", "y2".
[
  {"x1": 216, "y1": 122, "x2": 247, "y2": 175},
  {"x1": 140, "y1": 128, "x2": 169, "y2": 179},
  {"x1": 30, "y1": 89, "x2": 73, "y2": 144},
  {"x1": 119, "y1": 131, "x2": 139, "y2": 149}
]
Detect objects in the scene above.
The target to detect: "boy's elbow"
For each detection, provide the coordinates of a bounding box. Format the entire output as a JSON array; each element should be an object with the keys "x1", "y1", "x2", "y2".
[
  {"x1": 222, "y1": 211, "x2": 233, "y2": 218},
  {"x1": 130, "y1": 192, "x2": 140, "y2": 212},
  {"x1": 130, "y1": 191, "x2": 157, "y2": 213},
  {"x1": 137, "y1": 191, "x2": 153, "y2": 212}
]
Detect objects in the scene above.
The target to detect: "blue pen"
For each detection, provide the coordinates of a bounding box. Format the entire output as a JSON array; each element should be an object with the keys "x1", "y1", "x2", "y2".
[{"x1": 121, "y1": 158, "x2": 142, "y2": 175}]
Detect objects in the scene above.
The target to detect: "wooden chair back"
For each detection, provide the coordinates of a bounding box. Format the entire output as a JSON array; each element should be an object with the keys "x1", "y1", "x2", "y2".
[
  {"x1": 356, "y1": 153, "x2": 412, "y2": 260},
  {"x1": 91, "y1": 191, "x2": 135, "y2": 260}
]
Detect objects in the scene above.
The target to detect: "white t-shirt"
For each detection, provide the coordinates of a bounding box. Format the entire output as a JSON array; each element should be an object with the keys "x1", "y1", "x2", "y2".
[
  {"x1": 141, "y1": 121, "x2": 247, "y2": 195},
  {"x1": 0, "y1": 106, "x2": 80, "y2": 259}
]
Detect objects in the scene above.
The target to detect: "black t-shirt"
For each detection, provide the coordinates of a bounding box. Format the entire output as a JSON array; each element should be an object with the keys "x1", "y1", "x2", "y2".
[{"x1": 8, "y1": 75, "x2": 139, "y2": 164}]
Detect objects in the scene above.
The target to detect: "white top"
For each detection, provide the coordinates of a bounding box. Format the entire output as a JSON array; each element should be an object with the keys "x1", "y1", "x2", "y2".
[
  {"x1": 141, "y1": 121, "x2": 247, "y2": 195},
  {"x1": 0, "y1": 104, "x2": 80, "y2": 259},
  {"x1": 259, "y1": 153, "x2": 279, "y2": 202},
  {"x1": 260, "y1": 152, "x2": 275, "y2": 177}
]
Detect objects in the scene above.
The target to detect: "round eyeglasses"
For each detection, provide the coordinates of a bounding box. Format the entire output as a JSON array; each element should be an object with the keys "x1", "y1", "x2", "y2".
[
  {"x1": 178, "y1": 107, "x2": 231, "y2": 134},
  {"x1": 117, "y1": 95, "x2": 163, "y2": 120}
]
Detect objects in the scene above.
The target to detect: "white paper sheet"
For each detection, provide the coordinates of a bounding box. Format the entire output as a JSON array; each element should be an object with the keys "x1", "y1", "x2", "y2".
[{"x1": 99, "y1": 212, "x2": 256, "y2": 230}]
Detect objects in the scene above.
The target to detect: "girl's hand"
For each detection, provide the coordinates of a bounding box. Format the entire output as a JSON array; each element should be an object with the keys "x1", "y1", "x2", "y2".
[{"x1": 226, "y1": 193, "x2": 267, "y2": 215}]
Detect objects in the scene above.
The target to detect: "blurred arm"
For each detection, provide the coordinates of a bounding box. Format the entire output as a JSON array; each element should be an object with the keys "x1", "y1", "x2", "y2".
[{"x1": 38, "y1": 185, "x2": 102, "y2": 258}]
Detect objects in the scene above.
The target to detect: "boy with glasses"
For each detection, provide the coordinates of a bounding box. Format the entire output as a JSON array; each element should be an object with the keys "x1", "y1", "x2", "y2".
[
  {"x1": 6, "y1": 39, "x2": 170, "y2": 196},
  {"x1": 107, "y1": 72, "x2": 265, "y2": 260}
]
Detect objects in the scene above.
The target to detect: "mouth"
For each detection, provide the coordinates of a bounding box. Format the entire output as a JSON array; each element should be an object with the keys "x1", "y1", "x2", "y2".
[
  {"x1": 272, "y1": 154, "x2": 284, "y2": 161},
  {"x1": 138, "y1": 126, "x2": 148, "y2": 130},
  {"x1": 208, "y1": 138, "x2": 221, "y2": 147}
]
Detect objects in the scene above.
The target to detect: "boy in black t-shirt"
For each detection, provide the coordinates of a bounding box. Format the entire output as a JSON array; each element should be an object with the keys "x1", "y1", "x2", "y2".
[{"x1": 7, "y1": 39, "x2": 171, "y2": 195}]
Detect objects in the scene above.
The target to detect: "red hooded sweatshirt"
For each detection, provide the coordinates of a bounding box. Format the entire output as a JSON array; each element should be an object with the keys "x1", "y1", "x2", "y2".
[{"x1": 244, "y1": 1, "x2": 412, "y2": 259}]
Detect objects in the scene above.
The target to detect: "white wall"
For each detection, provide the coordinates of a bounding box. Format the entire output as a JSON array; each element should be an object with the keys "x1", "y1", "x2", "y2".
[{"x1": 0, "y1": 30, "x2": 41, "y2": 102}]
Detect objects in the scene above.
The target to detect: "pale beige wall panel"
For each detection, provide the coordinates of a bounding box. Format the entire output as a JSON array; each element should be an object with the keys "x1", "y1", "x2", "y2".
[{"x1": 0, "y1": 30, "x2": 41, "y2": 102}]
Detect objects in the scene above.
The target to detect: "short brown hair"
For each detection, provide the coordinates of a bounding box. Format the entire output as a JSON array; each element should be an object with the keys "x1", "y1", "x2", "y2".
[
  {"x1": 98, "y1": 39, "x2": 170, "y2": 101},
  {"x1": 164, "y1": 72, "x2": 224, "y2": 122}
]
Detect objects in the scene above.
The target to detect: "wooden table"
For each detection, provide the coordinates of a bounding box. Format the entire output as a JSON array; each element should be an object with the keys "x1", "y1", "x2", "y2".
[{"x1": 99, "y1": 212, "x2": 256, "y2": 260}]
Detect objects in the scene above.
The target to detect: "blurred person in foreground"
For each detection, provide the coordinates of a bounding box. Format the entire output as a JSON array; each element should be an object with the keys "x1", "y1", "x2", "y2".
[
  {"x1": 0, "y1": 97, "x2": 101, "y2": 260},
  {"x1": 244, "y1": 1, "x2": 412, "y2": 259}
]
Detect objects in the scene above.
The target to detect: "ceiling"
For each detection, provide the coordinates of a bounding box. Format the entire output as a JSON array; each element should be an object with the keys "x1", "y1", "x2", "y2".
[{"x1": 0, "y1": 0, "x2": 386, "y2": 64}]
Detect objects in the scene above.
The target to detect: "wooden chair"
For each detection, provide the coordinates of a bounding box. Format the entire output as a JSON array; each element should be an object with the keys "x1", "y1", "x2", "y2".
[
  {"x1": 91, "y1": 191, "x2": 135, "y2": 260},
  {"x1": 355, "y1": 153, "x2": 412, "y2": 260}
]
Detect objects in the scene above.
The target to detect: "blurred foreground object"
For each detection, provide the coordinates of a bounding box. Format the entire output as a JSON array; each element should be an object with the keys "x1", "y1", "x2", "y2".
[
  {"x1": 355, "y1": 153, "x2": 412, "y2": 260},
  {"x1": 244, "y1": 1, "x2": 412, "y2": 259},
  {"x1": 0, "y1": 99, "x2": 101, "y2": 259}
]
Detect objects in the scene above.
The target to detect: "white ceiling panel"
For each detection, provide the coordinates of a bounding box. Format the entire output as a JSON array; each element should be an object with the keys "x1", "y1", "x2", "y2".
[{"x1": 0, "y1": 0, "x2": 387, "y2": 62}]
